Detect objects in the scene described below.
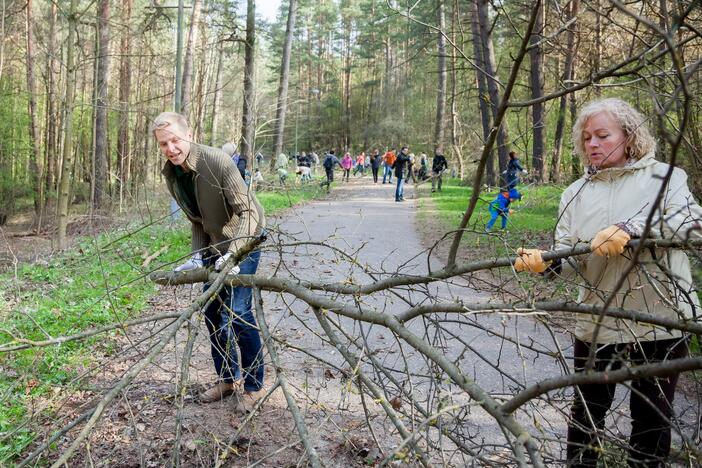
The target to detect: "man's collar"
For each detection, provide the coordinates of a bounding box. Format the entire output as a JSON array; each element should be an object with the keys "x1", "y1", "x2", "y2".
[{"x1": 183, "y1": 143, "x2": 202, "y2": 172}]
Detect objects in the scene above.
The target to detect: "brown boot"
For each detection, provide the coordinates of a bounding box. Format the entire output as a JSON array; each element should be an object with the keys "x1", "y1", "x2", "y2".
[{"x1": 199, "y1": 382, "x2": 239, "y2": 403}]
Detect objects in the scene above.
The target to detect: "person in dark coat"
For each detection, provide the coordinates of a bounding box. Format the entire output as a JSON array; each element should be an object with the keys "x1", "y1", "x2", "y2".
[
  {"x1": 504, "y1": 151, "x2": 527, "y2": 189},
  {"x1": 431, "y1": 150, "x2": 448, "y2": 192},
  {"x1": 393, "y1": 146, "x2": 411, "y2": 202}
]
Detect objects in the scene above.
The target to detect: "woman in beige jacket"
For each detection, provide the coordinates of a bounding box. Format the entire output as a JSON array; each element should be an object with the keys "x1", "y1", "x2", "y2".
[{"x1": 515, "y1": 98, "x2": 701, "y2": 467}]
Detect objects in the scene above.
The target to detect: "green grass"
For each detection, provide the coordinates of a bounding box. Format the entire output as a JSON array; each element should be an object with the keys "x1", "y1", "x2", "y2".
[
  {"x1": 0, "y1": 185, "x2": 325, "y2": 463},
  {"x1": 419, "y1": 178, "x2": 563, "y2": 252}
]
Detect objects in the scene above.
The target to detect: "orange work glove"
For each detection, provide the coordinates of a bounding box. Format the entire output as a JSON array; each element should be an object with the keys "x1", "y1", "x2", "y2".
[
  {"x1": 591, "y1": 225, "x2": 631, "y2": 257},
  {"x1": 514, "y1": 248, "x2": 550, "y2": 273}
]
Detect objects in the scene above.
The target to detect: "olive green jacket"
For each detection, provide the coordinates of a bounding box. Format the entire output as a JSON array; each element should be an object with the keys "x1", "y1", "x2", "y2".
[{"x1": 162, "y1": 143, "x2": 266, "y2": 256}]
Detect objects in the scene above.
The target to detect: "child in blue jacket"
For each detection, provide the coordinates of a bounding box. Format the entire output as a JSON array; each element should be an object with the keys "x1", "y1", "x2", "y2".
[{"x1": 486, "y1": 188, "x2": 521, "y2": 231}]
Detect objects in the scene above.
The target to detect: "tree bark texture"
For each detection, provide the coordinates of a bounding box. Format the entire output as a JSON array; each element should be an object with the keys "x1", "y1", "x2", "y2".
[
  {"x1": 434, "y1": 0, "x2": 447, "y2": 152},
  {"x1": 273, "y1": 0, "x2": 297, "y2": 160},
  {"x1": 240, "y1": 0, "x2": 256, "y2": 160},
  {"x1": 470, "y1": 0, "x2": 494, "y2": 185},
  {"x1": 56, "y1": 0, "x2": 79, "y2": 249},
  {"x1": 181, "y1": 0, "x2": 201, "y2": 117},
  {"x1": 118, "y1": 0, "x2": 132, "y2": 210},
  {"x1": 529, "y1": 1, "x2": 545, "y2": 181},
  {"x1": 476, "y1": 0, "x2": 509, "y2": 175},
  {"x1": 93, "y1": 0, "x2": 111, "y2": 210},
  {"x1": 550, "y1": 0, "x2": 579, "y2": 183},
  {"x1": 24, "y1": 0, "x2": 44, "y2": 222}
]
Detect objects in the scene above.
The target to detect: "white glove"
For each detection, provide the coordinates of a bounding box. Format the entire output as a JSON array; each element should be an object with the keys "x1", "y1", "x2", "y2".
[
  {"x1": 521, "y1": 169, "x2": 528, "y2": 174},
  {"x1": 215, "y1": 253, "x2": 240, "y2": 274},
  {"x1": 174, "y1": 253, "x2": 203, "y2": 272}
]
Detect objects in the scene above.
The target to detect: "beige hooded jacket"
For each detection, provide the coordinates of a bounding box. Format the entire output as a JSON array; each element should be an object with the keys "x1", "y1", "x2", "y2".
[{"x1": 555, "y1": 153, "x2": 702, "y2": 344}]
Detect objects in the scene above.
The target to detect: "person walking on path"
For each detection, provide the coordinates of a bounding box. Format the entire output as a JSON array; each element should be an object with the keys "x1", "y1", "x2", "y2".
[
  {"x1": 321, "y1": 150, "x2": 341, "y2": 193},
  {"x1": 393, "y1": 146, "x2": 410, "y2": 202},
  {"x1": 152, "y1": 112, "x2": 266, "y2": 404},
  {"x1": 382, "y1": 149, "x2": 396, "y2": 184},
  {"x1": 310, "y1": 151, "x2": 319, "y2": 175},
  {"x1": 369, "y1": 149, "x2": 381, "y2": 183},
  {"x1": 485, "y1": 188, "x2": 521, "y2": 231},
  {"x1": 503, "y1": 151, "x2": 527, "y2": 189},
  {"x1": 514, "y1": 98, "x2": 702, "y2": 467},
  {"x1": 431, "y1": 150, "x2": 448, "y2": 192},
  {"x1": 341, "y1": 152, "x2": 353, "y2": 182},
  {"x1": 353, "y1": 152, "x2": 366, "y2": 176}
]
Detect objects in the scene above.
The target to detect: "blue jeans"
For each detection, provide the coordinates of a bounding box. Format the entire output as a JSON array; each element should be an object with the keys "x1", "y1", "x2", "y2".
[
  {"x1": 382, "y1": 165, "x2": 393, "y2": 183},
  {"x1": 203, "y1": 250, "x2": 263, "y2": 391},
  {"x1": 486, "y1": 208, "x2": 507, "y2": 230},
  {"x1": 395, "y1": 177, "x2": 405, "y2": 201}
]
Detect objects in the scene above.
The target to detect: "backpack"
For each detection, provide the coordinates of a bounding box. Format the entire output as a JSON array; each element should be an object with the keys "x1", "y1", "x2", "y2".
[{"x1": 323, "y1": 156, "x2": 334, "y2": 170}]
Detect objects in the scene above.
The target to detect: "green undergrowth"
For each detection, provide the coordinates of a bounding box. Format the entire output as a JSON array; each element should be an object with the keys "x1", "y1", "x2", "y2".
[
  {"x1": 0, "y1": 184, "x2": 324, "y2": 463},
  {"x1": 418, "y1": 178, "x2": 562, "y2": 255}
]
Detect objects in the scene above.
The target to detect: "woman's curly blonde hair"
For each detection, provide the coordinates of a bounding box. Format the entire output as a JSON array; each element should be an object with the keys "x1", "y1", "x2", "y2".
[{"x1": 572, "y1": 98, "x2": 657, "y2": 165}]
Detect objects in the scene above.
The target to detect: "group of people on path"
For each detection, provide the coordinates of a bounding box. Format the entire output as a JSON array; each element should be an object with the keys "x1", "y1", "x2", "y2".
[{"x1": 151, "y1": 96, "x2": 701, "y2": 467}]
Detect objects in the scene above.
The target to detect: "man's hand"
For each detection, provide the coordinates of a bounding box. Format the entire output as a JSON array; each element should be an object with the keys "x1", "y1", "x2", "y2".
[
  {"x1": 174, "y1": 253, "x2": 203, "y2": 272},
  {"x1": 214, "y1": 252, "x2": 241, "y2": 274},
  {"x1": 514, "y1": 248, "x2": 550, "y2": 273},
  {"x1": 591, "y1": 225, "x2": 630, "y2": 257}
]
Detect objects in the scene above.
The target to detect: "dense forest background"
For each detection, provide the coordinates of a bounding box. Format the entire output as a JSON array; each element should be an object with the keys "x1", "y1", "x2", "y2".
[{"x1": 0, "y1": 0, "x2": 700, "y2": 241}]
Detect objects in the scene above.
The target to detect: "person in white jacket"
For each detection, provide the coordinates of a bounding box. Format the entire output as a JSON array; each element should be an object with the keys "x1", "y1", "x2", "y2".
[{"x1": 514, "y1": 98, "x2": 701, "y2": 467}]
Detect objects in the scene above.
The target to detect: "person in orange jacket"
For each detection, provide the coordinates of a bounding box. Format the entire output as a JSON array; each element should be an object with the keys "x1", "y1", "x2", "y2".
[{"x1": 382, "y1": 149, "x2": 396, "y2": 184}]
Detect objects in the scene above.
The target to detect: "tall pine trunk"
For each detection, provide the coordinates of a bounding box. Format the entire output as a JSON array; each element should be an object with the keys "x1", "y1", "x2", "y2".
[
  {"x1": 25, "y1": 0, "x2": 44, "y2": 226},
  {"x1": 118, "y1": 0, "x2": 132, "y2": 211},
  {"x1": 551, "y1": 0, "x2": 579, "y2": 183},
  {"x1": 476, "y1": 0, "x2": 509, "y2": 175},
  {"x1": 56, "y1": 0, "x2": 79, "y2": 249},
  {"x1": 273, "y1": 0, "x2": 297, "y2": 160},
  {"x1": 529, "y1": 1, "x2": 545, "y2": 181},
  {"x1": 181, "y1": 0, "x2": 201, "y2": 117},
  {"x1": 433, "y1": 0, "x2": 446, "y2": 152},
  {"x1": 449, "y1": 0, "x2": 463, "y2": 179},
  {"x1": 93, "y1": 0, "x2": 111, "y2": 210},
  {"x1": 240, "y1": 0, "x2": 256, "y2": 161},
  {"x1": 470, "y1": 0, "x2": 494, "y2": 185},
  {"x1": 210, "y1": 41, "x2": 224, "y2": 146}
]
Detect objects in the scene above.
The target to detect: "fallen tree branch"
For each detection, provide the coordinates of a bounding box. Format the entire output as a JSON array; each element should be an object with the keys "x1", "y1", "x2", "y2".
[{"x1": 252, "y1": 287, "x2": 322, "y2": 468}]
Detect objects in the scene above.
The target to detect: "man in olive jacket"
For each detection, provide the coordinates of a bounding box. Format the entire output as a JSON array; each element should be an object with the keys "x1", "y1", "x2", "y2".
[{"x1": 152, "y1": 112, "x2": 266, "y2": 404}]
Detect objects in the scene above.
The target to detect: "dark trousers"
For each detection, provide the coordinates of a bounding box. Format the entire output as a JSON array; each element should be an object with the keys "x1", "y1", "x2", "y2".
[
  {"x1": 371, "y1": 166, "x2": 379, "y2": 183},
  {"x1": 567, "y1": 337, "x2": 687, "y2": 467},
  {"x1": 202, "y1": 251, "x2": 264, "y2": 392}
]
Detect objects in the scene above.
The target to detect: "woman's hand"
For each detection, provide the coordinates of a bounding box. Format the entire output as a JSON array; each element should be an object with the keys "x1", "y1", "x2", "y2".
[
  {"x1": 591, "y1": 225, "x2": 631, "y2": 257},
  {"x1": 514, "y1": 248, "x2": 550, "y2": 273}
]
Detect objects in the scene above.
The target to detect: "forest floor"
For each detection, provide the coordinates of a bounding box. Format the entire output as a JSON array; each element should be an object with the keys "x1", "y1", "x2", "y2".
[{"x1": 5, "y1": 176, "x2": 702, "y2": 466}]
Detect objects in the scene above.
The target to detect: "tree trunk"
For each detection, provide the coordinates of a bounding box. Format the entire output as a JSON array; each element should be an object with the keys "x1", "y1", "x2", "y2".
[
  {"x1": 449, "y1": 0, "x2": 463, "y2": 179},
  {"x1": 181, "y1": 0, "x2": 201, "y2": 117},
  {"x1": 529, "y1": 1, "x2": 545, "y2": 182},
  {"x1": 434, "y1": 0, "x2": 447, "y2": 153},
  {"x1": 25, "y1": 0, "x2": 44, "y2": 226},
  {"x1": 56, "y1": 0, "x2": 79, "y2": 249},
  {"x1": 550, "y1": 0, "x2": 579, "y2": 183},
  {"x1": 273, "y1": 0, "x2": 297, "y2": 161},
  {"x1": 118, "y1": 0, "x2": 132, "y2": 211},
  {"x1": 240, "y1": 0, "x2": 256, "y2": 161},
  {"x1": 44, "y1": 2, "x2": 59, "y2": 196},
  {"x1": 476, "y1": 0, "x2": 509, "y2": 175},
  {"x1": 343, "y1": 16, "x2": 352, "y2": 150},
  {"x1": 210, "y1": 41, "x2": 224, "y2": 146},
  {"x1": 93, "y1": 0, "x2": 111, "y2": 210},
  {"x1": 470, "y1": 0, "x2": 493, "y2": 185}
]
